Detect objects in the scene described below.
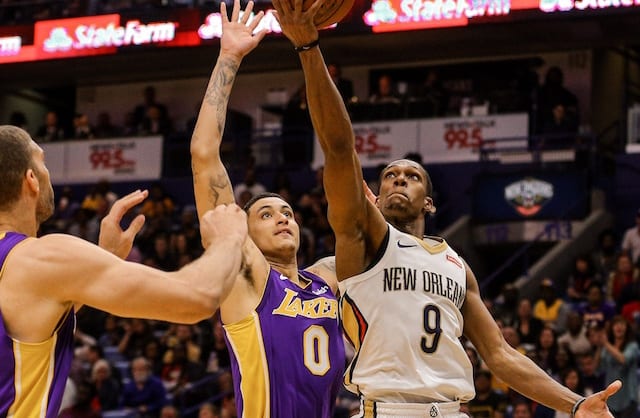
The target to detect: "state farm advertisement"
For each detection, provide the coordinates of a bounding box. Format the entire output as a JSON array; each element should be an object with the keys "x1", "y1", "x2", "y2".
[
  {"x1": 419, "y1": 113, "x2": 528, "y2": 163},
  {"x1": 34, "y1": 14, "x2": 177, "y2": 59},
  {"x1": 42, "y1": 136, "x2": 163, "y2": 185},
  {"x1": 311, "y1": 113, "x2": 528, "y2": 168}
]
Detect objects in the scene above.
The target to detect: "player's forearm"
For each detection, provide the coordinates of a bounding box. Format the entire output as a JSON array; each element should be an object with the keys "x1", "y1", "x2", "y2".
[
  {"x1": 299, "y1": 47, "x2": 354, "y2": 156},
  {"x1": 191, "y1": 53, "x2": 242, "y2": 157},
  {"x1": 174, "y1": 234, "x2": 244, "y2": 314},
  {"x1": 487, "y1": 345, "x2": 582, "y2": 413}
]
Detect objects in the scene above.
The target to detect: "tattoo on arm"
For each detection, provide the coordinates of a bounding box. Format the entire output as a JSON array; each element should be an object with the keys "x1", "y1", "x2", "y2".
[
  {"x1": 204, "y1": 58, "x2": 239, "y2": 134},
  {"x1": 208, "y1": 172, "x2": 231, "y2": 207}
]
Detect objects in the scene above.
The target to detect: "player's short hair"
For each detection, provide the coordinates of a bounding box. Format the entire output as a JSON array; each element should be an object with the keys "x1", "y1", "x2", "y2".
[
  {"x1": 243, "y1": 192, "x2": 286, "y2": 213},
  {"x1": 0, "y1": 125, "x2": 35, "y2": 210}
]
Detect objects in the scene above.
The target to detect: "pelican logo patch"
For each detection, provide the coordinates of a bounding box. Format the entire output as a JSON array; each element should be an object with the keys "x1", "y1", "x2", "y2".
[
  {"x1": 504, "y1": 178, "x2": 553, "y2": 217},
  {"x1": 429, "y1": 405, "x2": 439, "y2": 417}
]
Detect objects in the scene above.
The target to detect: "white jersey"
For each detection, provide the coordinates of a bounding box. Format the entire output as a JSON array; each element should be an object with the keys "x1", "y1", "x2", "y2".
[{"x1": 338, "y1": 224, "x2": 475, "y2": 403}]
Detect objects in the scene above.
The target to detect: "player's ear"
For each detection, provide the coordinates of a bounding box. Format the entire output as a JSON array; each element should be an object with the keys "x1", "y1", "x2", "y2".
[
  {"x1": 424, "y1": 196, "x2": 436, "y2": 215},
  {"x1": 25, "y1": 168, "x2": 39, "y2": 194}
]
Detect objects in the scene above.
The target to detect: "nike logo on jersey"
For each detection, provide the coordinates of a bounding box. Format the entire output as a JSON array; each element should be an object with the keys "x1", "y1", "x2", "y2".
[
  {"x1": 397, "y1": 239, "x2": 417, "y2": 248},
  {"x1": 312, "y1": 285, "x2": 329, "y2": 295},
  {"x1": 279, "y1": 274, "x2": 288, "y2": 281}
]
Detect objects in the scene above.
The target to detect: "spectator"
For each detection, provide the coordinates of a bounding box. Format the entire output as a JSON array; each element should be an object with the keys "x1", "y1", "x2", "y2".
[
  {"x1": 514, "y1": 298, "x2": 544, "y2": 350},
  {"x1": 121, "y1": 357, "x2": 168, "y2": 418},
  {"x1": 90, "y1": 359, "x2": 121, "y2": 412},
  {"x1": 369, "y1": 74, "x2": 401, "y2": 104},
  {"x1": 198, "y1": 402, "x2": 221, "y2": 418},
  {"x1": 415, "y1": 68, "x2": 448, "y2": 116},
  {"x1": 605, "y1": 253, "x2": 638, "y2": 305},
  {"x1": 536, "y1": 66, "x2": 579, "y2": 135},
  {"x1": 141, "y1": 183, "x2": 176, "y2": 220},
  {"x1": 592, "y1": 229, "x2": 618, "y2": 279},
  {"x1": 535, "y1": 326, "x2": 559, "y2": 375},
  {"x1": 533, "y1": 279, "x2": 570, "y2": 333},
  {"x1": 593, "y1": 315, "x2": 639, "y2": 418},
  {"x1": 327, "y1": 62, "x2": 354, "y2": 103},
  {"x1": 160, "y1": 405, "x2": 180, "y2": 418},
  {"x1": 58, "y1": 380, "x2": 101, "y2": 418},
  {"x1": 580, "y1": 283, "x2": 615, "y2": 329},
  {"x1": 567, "y1": 255, "x2": 599, "y2": 305},
  {"x1": 94, "y1": 111, "x2": 122, "y2": 138},
  {"x1": 512, "y1": 399, "x2": 534, "y2": 418},
  {"x1": 621, "y1": 209, "x2": 640, "y2": 265},
  {"x1": 133, "y1": 85, "x2": 169, "y2": 129},
  {"x1": 72, "y1": 113, "x2": 95, "y2": 139},
  {"x1": 36, "y1": 110, "x2": 67, "y2": 142},
  {"x1": 467, "y1": 369, "x2": 509, "y2": 418},
  {"x1": 164, "y1": 324, "x2": 201, "y2": 364},
  {"x1": 150, "y1": 233, "x2": 178, "y2": 271},
  {"x1": 232, "y1": 167, "x2": 267, "y2": 203},
  {"x1": 118, "y1": 319, "x2": 157, "y2": 360},
  {"x1": 98, "y1": 314, "x2": 125, "y2": 347},
  {"x1": 140, "y1": 104, "x2": 173, "y2": 136},
  {"x1": 493, "y1": 283, "x2": 520, "y2": 327},
  {"x1": 557, "y1": 310, "x2": 592, "y2": 357},
  {"x1": 578, "y1": 351, "x2": 605, "y2": 397}
]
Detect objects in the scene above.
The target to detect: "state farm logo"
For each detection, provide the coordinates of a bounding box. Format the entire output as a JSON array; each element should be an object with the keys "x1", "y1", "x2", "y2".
[
  {"x1": 37, "y1": 14, "x2": 176, "y2": 54},
  {"x1": 504, "y1": 178, "x2": 553, "y2": 217}
]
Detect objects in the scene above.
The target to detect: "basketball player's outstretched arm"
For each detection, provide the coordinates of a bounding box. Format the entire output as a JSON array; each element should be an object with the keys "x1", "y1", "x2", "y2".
[
  {"x1": 462, "y1": 263, "x2": 621, "y2": 417},
  {"x1": 3, "y1": 203, "x2": 246, "y2": 343},
  {"x1": 190, "y1": 0, "x2": 266, "y2": 235},
  {"x1": 272, "y1": 0, "x2": 387, "y2": 280}
]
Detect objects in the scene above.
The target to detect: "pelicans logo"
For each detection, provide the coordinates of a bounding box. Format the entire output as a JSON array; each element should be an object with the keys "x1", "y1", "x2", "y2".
[{"x1": 504, "y1": 178, "x2": 553, "y2": 217}]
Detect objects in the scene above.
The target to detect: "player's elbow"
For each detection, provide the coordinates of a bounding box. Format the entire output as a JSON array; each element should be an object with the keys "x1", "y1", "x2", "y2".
[{"x1": 190, "y1": 137, "x2": 217, "y2": 161}]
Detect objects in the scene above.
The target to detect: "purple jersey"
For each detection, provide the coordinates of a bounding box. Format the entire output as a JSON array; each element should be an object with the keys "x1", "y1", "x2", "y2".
[
  {"x1": 0, "y1": 232, "x2": 76, "y2": 418},
  {"x1": 223, "y1": 267, "x2": 345, "y2": 418}
]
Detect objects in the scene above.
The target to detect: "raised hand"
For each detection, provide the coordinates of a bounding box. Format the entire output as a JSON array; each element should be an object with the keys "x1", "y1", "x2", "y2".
[
  {"x1": 272, "y1": 0, "x2": 321, "y2": 47},
  {"x1": 98, "y1": 189, "x2": 147, "y2": 259},
  {"x1": 220, "y1": 0, "x2": 267, "y2": 61},
  {"x1": 200, "y1": 203, "x2": 248, "y2": 249},
  {"x1": 576, "y1": 380, "x2": 622, "y2": 418}
]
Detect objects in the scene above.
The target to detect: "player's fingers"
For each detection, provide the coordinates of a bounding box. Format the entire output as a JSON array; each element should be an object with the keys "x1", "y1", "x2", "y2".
[
  {"x1": 272, "y1": 0, "x2": 286, "y2": 15},
  {"x1": 220, "y1": 1, "x2": 228, "y2": 22},
  {"x1": 601, "y1": 380, "x2": 622, "y2": 400},
  {"x1": 307, "y1": 0, "x2": 325, "y2": 15},
  {"x1": 123, "y1": 214, "x2": 146, "y2": 239},
  {"x1": 242, "y1": 1, "x2": 254, "y2": 24},
  {"x1": 109, "y1": 189, "x2": 148, "y2": 220},
  {"x1": 231, "y1": 0, "x2": 241, "y2": 22},
  {"x1": 294, "y1": 0, "x2": 304, "y2": 13},
  {"x1": 248, "y1": 10, "x2": 264, "y2": 31}
]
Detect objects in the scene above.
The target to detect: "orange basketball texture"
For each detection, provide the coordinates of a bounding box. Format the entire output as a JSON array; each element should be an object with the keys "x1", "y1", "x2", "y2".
[{"x1": 304, "y1": 0, "x2": 355, "y2": 28}]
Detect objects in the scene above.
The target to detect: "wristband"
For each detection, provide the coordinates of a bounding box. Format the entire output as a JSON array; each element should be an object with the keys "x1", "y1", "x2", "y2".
[
  {"x1": 571, "y1": 397, "x2": 587, "y2": 418},
  {"x1": 294, "y1": 39, "x2": 319, "y2": 53}
]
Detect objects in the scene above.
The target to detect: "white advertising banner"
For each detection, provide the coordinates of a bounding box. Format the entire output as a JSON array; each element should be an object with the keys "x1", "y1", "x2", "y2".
[
  {"x1": 41, "y1": 136, "x2": 163, "y2": 185},
  {"x1": 313, "y1": 120, "x2": 419, "y2": 168},
  {"x1": 419, "y1": 113, "x2": 529, "y2": 163},
  {"x1": 40, "y1": 142, "x2": 66, "y2": 184},
  {"x1": 312, "y1": 114, "x2": 528, "y2": 168}
]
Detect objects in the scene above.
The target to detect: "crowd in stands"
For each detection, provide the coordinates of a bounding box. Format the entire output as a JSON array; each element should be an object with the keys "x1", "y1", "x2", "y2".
[{"x1": 34, "y1": 161, "x2": 640, "y2": 417}]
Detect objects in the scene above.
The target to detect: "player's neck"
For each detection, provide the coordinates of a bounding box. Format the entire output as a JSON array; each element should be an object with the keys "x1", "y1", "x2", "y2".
[
  {"x1": 269, "y1": 259, "x2": 300, "y2": 285},
  {"x1": 388, "y1": 217, "x2": 425, "y2": 239},
  {"x1": 0, "y1": 205, "x2": 38, "y2": 237}
]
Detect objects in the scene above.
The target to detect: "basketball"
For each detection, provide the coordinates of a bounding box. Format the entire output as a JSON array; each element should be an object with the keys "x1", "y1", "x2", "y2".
[{"x1": 309, "y1": 0, "x2": 355, "y2": 28}]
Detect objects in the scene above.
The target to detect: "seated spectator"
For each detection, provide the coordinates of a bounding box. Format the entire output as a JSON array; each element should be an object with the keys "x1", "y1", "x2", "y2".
[
  {"x1": 557, "y1": 310, "x2": 591, "y2": 357},
  {"x1": 514, "y1": 298, "x2": 544, "y2": 350},
  {"x1": 414, "y1": 68, "x2": 448, "y2": 116},
  {"x1": 577, "y1": 351, "x2": 605, "y2": 397},
  {"x1": 160, "y1": 342, "x2": 204, "y2": 396},
  {"x1": 579, "y1": 283, "x2": 615, "y2": 329},
  {"x1": 118, "y1": 319, "x2": 157, "y2": 360},
  {"x1": 328, "y1": 62, "x2": 354, "y2": 103},
  {"x1": 163, "y1": 324, "x2": 201, "y2": 364},
  {"x1": 621, "y1": 209, "x2": 640, "y2": 265},
  {"x1": 133, "y1": 85, "x2": 169, "y2": 129},
  {"x1": 533, "y1": 279, "x2": 570, "y2": 333},
  {"x1": 121, "y1": 357, "x2": 168, "y2": 418},
  {"x1": 73, "y1": 112, "x2": 95, "y2": 139},
  {"x1": 91, "y1": 359, "x2": 121, "y2": 412},
  {"x1": 98, "y1": 315, "x2": 125, "y2": 348},
  {"x1": 592, "y1": 229, "x2": 618, "y2": 279},
  {"x1": 535, "y1": 326, "x2": 559, "y2": 375},
  {"x1": 36, "y1": 110, "x2": 67, "y2": 142},
  {"x1": 94, "y1": 111, "x2": 122, "y2": 138},
  {"x1": 198, "y1": 402, "x2": 221, "y2": 418},
  {"x1": 369, "y1": 74, "x2": 401, "y2": 104},
  {"x1": 467, "y1": 369, "x2": 509, "y2": 418},
  {"x1": 140, "y1": 104, "x2": 173, "y2": 136},
  {"x1": 58, "y1": 380, "x2": 101, "y2": 418},
  {"x1": 493, "y1": 283, "x2": 520, "y2": 327},
  {"x1": 536, "y1": 66, "x2": 579, "y2": 135},
  {"x1": 605, "y1": 253, "x2": 638, "y2": 304},
  {"x1": 160, "y1": 405, "x2": 180, "y2": 418},
  {"x1": 566, "y1": 255, "x2": 599, "y2": 305},
  {"x1": 233, "y1": 167, "x2": 267, "y2": 203},
  {"x1": 141, "y1": 183, "x2": 176, "y2": 220}
]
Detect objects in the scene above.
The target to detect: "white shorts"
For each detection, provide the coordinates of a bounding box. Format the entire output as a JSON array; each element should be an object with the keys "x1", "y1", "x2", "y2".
[{"x1": 353, "y1": 399, "x2": 468, "y2": 418}]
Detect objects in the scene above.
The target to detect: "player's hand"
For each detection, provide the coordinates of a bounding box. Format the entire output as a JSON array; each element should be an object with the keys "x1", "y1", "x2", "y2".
[
  {"x1": 272, "y1": 0, "x2": 321, "y2": 48},
  {"x1": 575, "y1": 380, "x2": 621, "y2": 418},
  {"x1": 200, "y1": 204, "x2": 248, "y2": 249},
  {"x1": 363, "y1": 180, "x2": 378, "y2": 205},
  {"x1": 220, "y1": 0, "x2": 267, "y2": 61},
  {"x1": 98, "y1": 189, "x2": 147, "y2": 259}
]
